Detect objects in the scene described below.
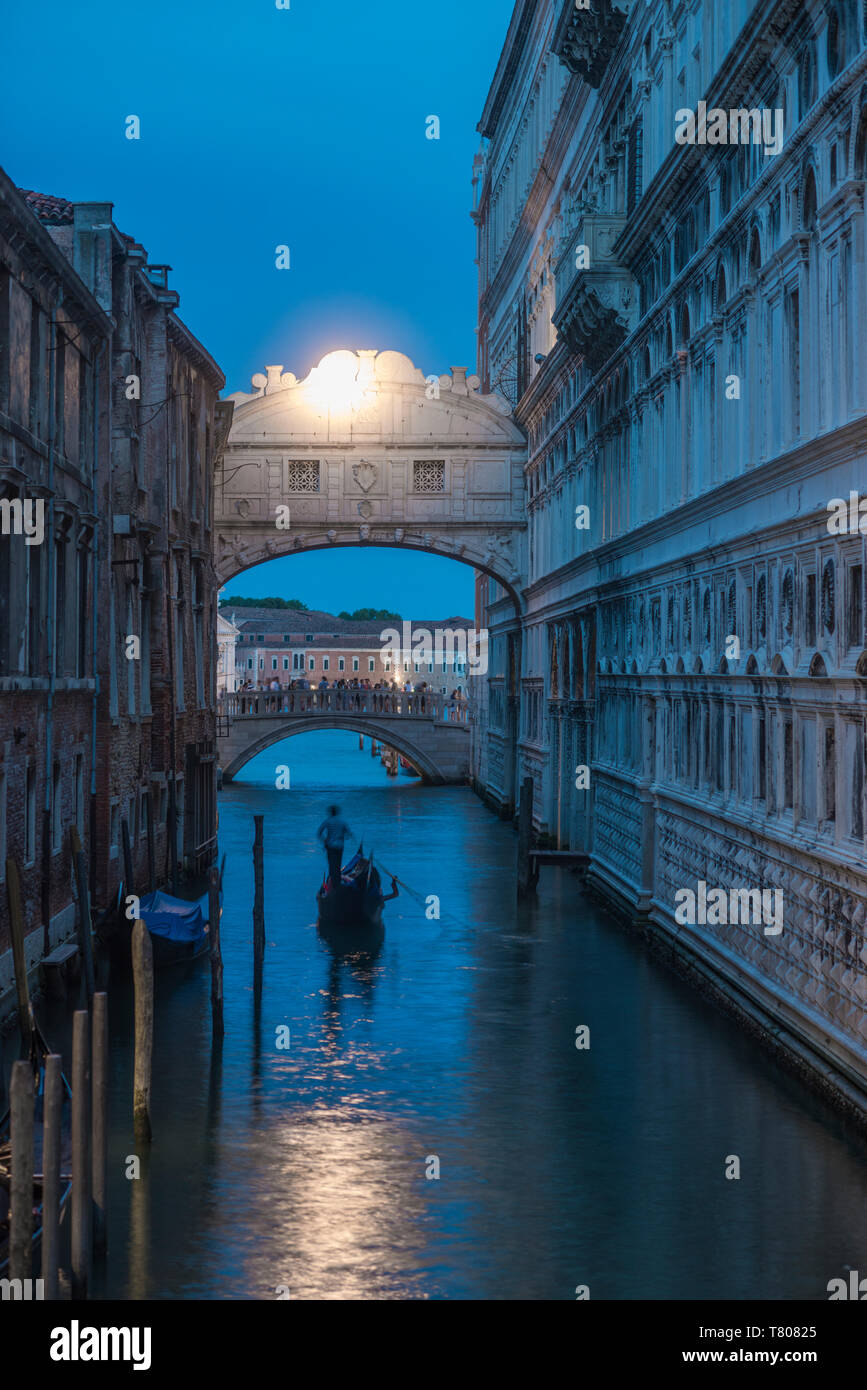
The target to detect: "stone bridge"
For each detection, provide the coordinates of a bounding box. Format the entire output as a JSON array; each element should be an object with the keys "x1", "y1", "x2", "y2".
[
  {"x1": 217, "y1": 690, "x2": 472, "y2": 784},
  {"x1": 215, "y1": 348, "x2": 527, "y2": 608}
]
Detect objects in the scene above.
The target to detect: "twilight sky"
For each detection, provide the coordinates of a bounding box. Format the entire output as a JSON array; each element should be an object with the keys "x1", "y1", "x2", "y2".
[{"x1": 2, "y1": 0, "x2": 515, "y2": 615}]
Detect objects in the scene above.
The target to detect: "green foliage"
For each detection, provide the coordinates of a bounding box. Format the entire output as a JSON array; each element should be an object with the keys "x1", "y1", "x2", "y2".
[
  {"x1": 219, "y1": 595, "x2": 309, "y2": 611},
  {"x1": 338, "y1": 607, "x2": 402, "y2": 622}
]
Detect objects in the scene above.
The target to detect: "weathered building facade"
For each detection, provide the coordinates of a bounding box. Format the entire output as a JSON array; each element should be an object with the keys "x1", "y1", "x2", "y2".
[
  {"x1": 0, "y1": 167, "x2": 229, "y2": 1021},
  {"x1": 473, "y1": 0, "x2": 867, "y2": 1104}
]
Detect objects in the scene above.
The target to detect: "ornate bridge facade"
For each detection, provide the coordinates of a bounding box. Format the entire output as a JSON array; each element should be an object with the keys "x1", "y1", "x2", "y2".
[
  {"x1": 217, "y1": 690, "x2": 472, "y2": 784},
  {"x1": 214, "y1": 348, "x2": 527, "y2": 605}
]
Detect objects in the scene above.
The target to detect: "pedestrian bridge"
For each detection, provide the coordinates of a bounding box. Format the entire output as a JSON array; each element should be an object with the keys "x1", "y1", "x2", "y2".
[{"x1": 217, "y1": 690, "x2": 472, "y2": 784}]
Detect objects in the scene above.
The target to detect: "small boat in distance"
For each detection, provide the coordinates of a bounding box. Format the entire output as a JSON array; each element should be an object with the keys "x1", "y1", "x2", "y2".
[{"x1": 316, "y1": 848, "x2": 397, "y2": 935}]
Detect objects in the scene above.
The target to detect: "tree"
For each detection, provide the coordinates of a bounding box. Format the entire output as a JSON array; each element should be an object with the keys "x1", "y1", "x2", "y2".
[
  {"x1": 219, "y1": 595, "x2": 308, "y2": 611},
  {"x1": 338, "y1": 607, "x2": 402, "y2": 622}
]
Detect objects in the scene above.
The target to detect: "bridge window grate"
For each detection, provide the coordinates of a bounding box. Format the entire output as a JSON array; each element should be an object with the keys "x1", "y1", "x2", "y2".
[
  {"x1": 413, "y1": 460, "x2": 445, "y2": 493},
  {"x1": 285, "y1": 460, "x2": 320, "y2": 492}
]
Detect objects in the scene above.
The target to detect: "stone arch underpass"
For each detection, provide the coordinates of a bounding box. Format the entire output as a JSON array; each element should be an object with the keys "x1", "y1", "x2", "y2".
[
  {"x1": 219, "y1": 710, "x2": 471, "y2": 785},
  {"x1": 215, "y1": 348, "x2": 527, "y2": 607}
]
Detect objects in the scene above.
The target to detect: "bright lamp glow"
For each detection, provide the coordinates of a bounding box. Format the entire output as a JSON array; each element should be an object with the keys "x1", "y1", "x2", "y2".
[{"x1": 305, "y1": 350, "x2": 368, "y2": 414}]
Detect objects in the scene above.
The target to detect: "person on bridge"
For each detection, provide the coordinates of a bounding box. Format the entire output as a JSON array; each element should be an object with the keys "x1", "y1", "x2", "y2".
[{"x1": 317, "y1": 805, "x2": 355, "y2": 889}]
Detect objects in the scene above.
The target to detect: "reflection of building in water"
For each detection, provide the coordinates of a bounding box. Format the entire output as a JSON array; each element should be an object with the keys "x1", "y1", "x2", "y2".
[{"x1": 472, "y1": 1, "x2": 867, "y2": 1101}]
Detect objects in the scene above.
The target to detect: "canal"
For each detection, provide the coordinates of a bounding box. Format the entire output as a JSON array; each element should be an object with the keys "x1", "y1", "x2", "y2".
[{"x1": 11, "y1": 730, "x2": 867, "y2": 1299}]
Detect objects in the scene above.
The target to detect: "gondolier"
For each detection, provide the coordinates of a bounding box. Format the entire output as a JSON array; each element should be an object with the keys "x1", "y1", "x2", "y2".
[{"x1": 317, "y1": 805, "x2": 354, "y2": 887}]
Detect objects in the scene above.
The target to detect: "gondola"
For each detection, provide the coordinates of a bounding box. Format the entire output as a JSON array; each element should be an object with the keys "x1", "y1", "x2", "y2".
[
  {"x1": 0, "y1": 1022, "x2": 73, "y2": 1277},
  {"x1": 316, "y1": 848, "x2": 397, "y2": 945},
  {"x1": 136, "y1": 887, "x2": 218, "y2": 968}
]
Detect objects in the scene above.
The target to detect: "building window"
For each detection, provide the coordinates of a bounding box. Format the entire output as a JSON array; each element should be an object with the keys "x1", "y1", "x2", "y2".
[
  {"x1": 282, "y1": 657, "x2": 289, "y2": 670},
  {"x1": 413, "y1": 460, "x2": 446, "y2": 493},
  {"x1": 272, "y1": 657, "x2": 278, "y2": 671},
  {"x1": 247, "y1": 657, "x2": 253, "y2": 670},
  {"x1": 338, "y1": 658, "x2": 345, "y2": 671},
  {"x1": 368, "y1": 658, "x2": 374, "y2": 672},
  {"x1": 824, "y1": 726, "x2": 836, "y2": 825},
  {"x1": 353, "y1": 658, "x2": 359, "y2": 671},
  {"x1": 323, "y1": 657, "x2": 329, "y2": 671},
  {"x1": 74, "y1": 753, "x2": 84, "y2": 834},
  {"x1": 293, "y1": 653, "x2": 304, "y2": 670},
  {"x1": 784, "y1": 720, "x2": 793, "y2": 810},
  {"x1": 309, "y1": 657, "x2": 314, "y2": 670},
  {"x1": 848, "y1": 564, "x2": 863, "y2": 648}
]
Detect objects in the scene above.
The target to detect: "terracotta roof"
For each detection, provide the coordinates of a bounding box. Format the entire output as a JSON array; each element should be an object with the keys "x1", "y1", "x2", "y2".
[{"x1": 20, "y1": 189, "x2": 74, "y2": 225}]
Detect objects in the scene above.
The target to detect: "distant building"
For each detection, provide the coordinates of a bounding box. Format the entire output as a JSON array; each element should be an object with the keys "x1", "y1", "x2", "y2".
[
  {"x1": 217, "y1": 612, "x2": 241, "y2": 694},
  {"x1": 221, "y1": 606, "x2": 475, "y2": 694}
]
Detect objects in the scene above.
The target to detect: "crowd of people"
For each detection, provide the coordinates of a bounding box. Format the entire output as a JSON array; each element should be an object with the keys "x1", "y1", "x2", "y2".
[{"x1": 229, "y1": 675, "x2": 469, "y2": 718}]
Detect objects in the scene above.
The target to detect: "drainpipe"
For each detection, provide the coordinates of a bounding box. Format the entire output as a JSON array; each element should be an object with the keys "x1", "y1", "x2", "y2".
[{"x1": 40, "y1": 293, "x2": 60, "y2": 957}]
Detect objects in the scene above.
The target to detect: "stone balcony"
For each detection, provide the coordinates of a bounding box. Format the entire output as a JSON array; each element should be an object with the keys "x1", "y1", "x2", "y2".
[
  {"x1": 553, "y1": 214, "x2": 637, "y2": 373},
  {"x1": 552, "y1": 0, "x2": 628, "y2": 89}
]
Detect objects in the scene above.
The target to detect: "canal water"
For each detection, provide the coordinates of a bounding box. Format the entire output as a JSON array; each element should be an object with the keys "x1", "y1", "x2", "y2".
[{"x1": 8, "y1": 729, "x2": 867, "y2": 1299}]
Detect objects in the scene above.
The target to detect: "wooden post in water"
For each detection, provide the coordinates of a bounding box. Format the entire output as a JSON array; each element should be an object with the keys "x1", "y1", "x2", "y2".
[
  {"x1": 370, "y1": 738, "x2": 377, "y2": 757},
  {"x1": 131, "y1": 921, "x2": 153, "y2": 1145},
  {"x1": 252, "y1": 815, "x2": 265, "y2": 970},
  {"x1": 42, "y1": 1053, "x2": 62, "y2": 1300},
  {"x1": 517, "y1": 776, "x2": 537, "y2": 897},
  {"x1": 358, "y1": 733, "x2": 364, "y2": 751},
  {"x1": 6, "y1": 857, "x2": 34, "y2": 1058},
  {"x1": 91, "y1": 992, "x2": 108, "y2": 1255},
  {"x1": 208, "y1": 866, "x2": 224, "y2": 1042},
  {"x1": 71, "y1": 1009, "x2": 91, "y2": 1299},
  {"x1": 9, "y1": 1060, "x2": 34, "y2": 1282},
  {"x1": 70, "y1": 826, "x2": 96, "y2": 1005}
]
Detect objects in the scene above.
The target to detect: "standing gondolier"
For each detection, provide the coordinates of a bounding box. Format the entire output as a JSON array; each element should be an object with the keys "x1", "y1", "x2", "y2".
[{"x1": 317, "y1": 805, "x2": 355, "y2": 888}]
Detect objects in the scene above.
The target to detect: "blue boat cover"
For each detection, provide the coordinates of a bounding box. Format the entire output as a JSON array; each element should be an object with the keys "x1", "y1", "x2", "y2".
[{"x1": 139, "y1": 890, "x2": 209, "y2": 945}]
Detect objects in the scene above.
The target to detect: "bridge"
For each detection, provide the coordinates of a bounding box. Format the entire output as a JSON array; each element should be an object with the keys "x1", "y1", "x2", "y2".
[
  {"x1": 215, "y1": 348, "x2": 527, "y2": 607},
  {"x1": 217, "y1": 690, "x2": 472, "y2": 784}
]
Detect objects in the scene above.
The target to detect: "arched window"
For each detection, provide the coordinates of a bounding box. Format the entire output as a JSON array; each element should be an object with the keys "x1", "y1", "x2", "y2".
[
  {"x1": 855, "y1": 104, "x2": 867, "y2": 177},
  {"x1": 714, "y1": 263, "x2": 728, "y2": 313},
  {"x1": 664, "y1": 320, "x2": 673, "y2": 357},
  {"x1": 642, "y1": 344, "x2": 651, "y2": 382},
  {"x1": 678, "y1": 302, "x2": 691, "y2": 347},
  {"x1": 749, "y1": 227, "x2": 762, "y2": 276},
  {"x1": 828, "y1": 7, "x2": 842, "y2": 77}
]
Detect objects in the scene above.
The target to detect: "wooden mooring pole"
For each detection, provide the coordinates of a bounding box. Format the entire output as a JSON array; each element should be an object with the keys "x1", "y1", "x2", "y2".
[
  {"x1": 92, "y1": 991, "x2": 108, "y2": 1255},
  {"x1": 42, "y1": 1053, "x2": 62, "y2": 1300},
  {"x1": 71, "y1": 1009, "x2": 91, "y2": 1299},
  {"x1": 132, "y1": 921, "x2": 154, "y2": 1145},
  {"x1": 208, "y1": 866, "x2": 224, "y2": 1042},
  {"x1": 9, "y1": 1060, "x2": 34, "y2": 1282},
  {"x1": 253, "y1": 815, "x2": 265, "y2": 970},
  {"x1": 517, "y1": 776, "x2": 538, "y2": 897}
]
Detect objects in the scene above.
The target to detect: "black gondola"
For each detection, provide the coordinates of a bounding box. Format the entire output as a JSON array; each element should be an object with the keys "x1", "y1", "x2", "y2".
[{"x1": 316, "y1": 848, "x2": 397, "y2": 939}]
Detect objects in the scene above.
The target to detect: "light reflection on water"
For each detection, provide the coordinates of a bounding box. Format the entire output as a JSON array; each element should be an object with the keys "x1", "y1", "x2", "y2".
[{"x1": 6, "y1": 730, "x2": 867, "y2": 1300}]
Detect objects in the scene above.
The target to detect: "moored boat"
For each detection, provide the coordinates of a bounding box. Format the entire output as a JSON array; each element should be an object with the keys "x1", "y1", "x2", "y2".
[{"x1": 137, "y1": 888, "x2": 217, "y2": 968}]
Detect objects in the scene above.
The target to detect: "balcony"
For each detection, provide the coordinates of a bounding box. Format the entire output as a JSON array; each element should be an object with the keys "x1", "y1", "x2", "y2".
[
  {"x1": 552, "y1": 0, "x2": 628, "y2": 89},
  {"x1": 553, "y1": 214, "x2": 636, "y2": 373}
]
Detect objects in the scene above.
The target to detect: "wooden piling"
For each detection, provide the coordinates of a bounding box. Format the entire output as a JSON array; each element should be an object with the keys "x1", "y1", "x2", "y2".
[
  {"x1": 131, "y1": 921, "x2": 153, "y2": 1145},
  {"x1": 70, "y1": 1009, "x2": 91, "y2": 1298},
  {"x1": 91, "y1": 992, "x2": 108, "y2": 1255},
  {"x1": 6, "y1": 857, "x2": 34, "y2": 1058},
  {"x1": 70, "y1": 826, "x2": 96, "y2": 1005},
  {"x1": 42, "y1": 1053, "x2": 62, "y2": 1299},
  {"x1": 359, "y1": 733, "x2": 364, "y2": 751},
  {"x1": 208, "y1": 866, "x2": 224, "y2": 1042},
  {"x1": 517, "y1": 776, "x2": 538, "y2": 897},
  {"x1": 252, "y1": 814, "x2": 265, "y2": 969},
  {"x1": 9, "y1": 1060, "x2": 34, "y2": 1282}
]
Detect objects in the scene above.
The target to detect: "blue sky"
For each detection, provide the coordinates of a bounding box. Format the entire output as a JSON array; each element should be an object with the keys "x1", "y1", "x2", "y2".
[{"x1": 1, "y1": 0, "x2": 514, "y2": 613}]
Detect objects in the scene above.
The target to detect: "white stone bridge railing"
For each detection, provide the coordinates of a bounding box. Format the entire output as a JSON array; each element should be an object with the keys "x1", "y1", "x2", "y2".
[{"x1": 217, "y1": 689, "x2": 472, "y2": 725}]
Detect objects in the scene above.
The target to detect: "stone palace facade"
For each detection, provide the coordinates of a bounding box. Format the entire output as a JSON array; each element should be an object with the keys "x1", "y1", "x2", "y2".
[{"x1": 471, "y1": 0, "x2": 867, "y2": 1106}]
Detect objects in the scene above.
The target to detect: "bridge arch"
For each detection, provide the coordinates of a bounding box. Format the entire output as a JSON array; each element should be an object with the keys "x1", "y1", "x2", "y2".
[{"x1": 221, "y1": 715, "x2": 462, "y2": 785}]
